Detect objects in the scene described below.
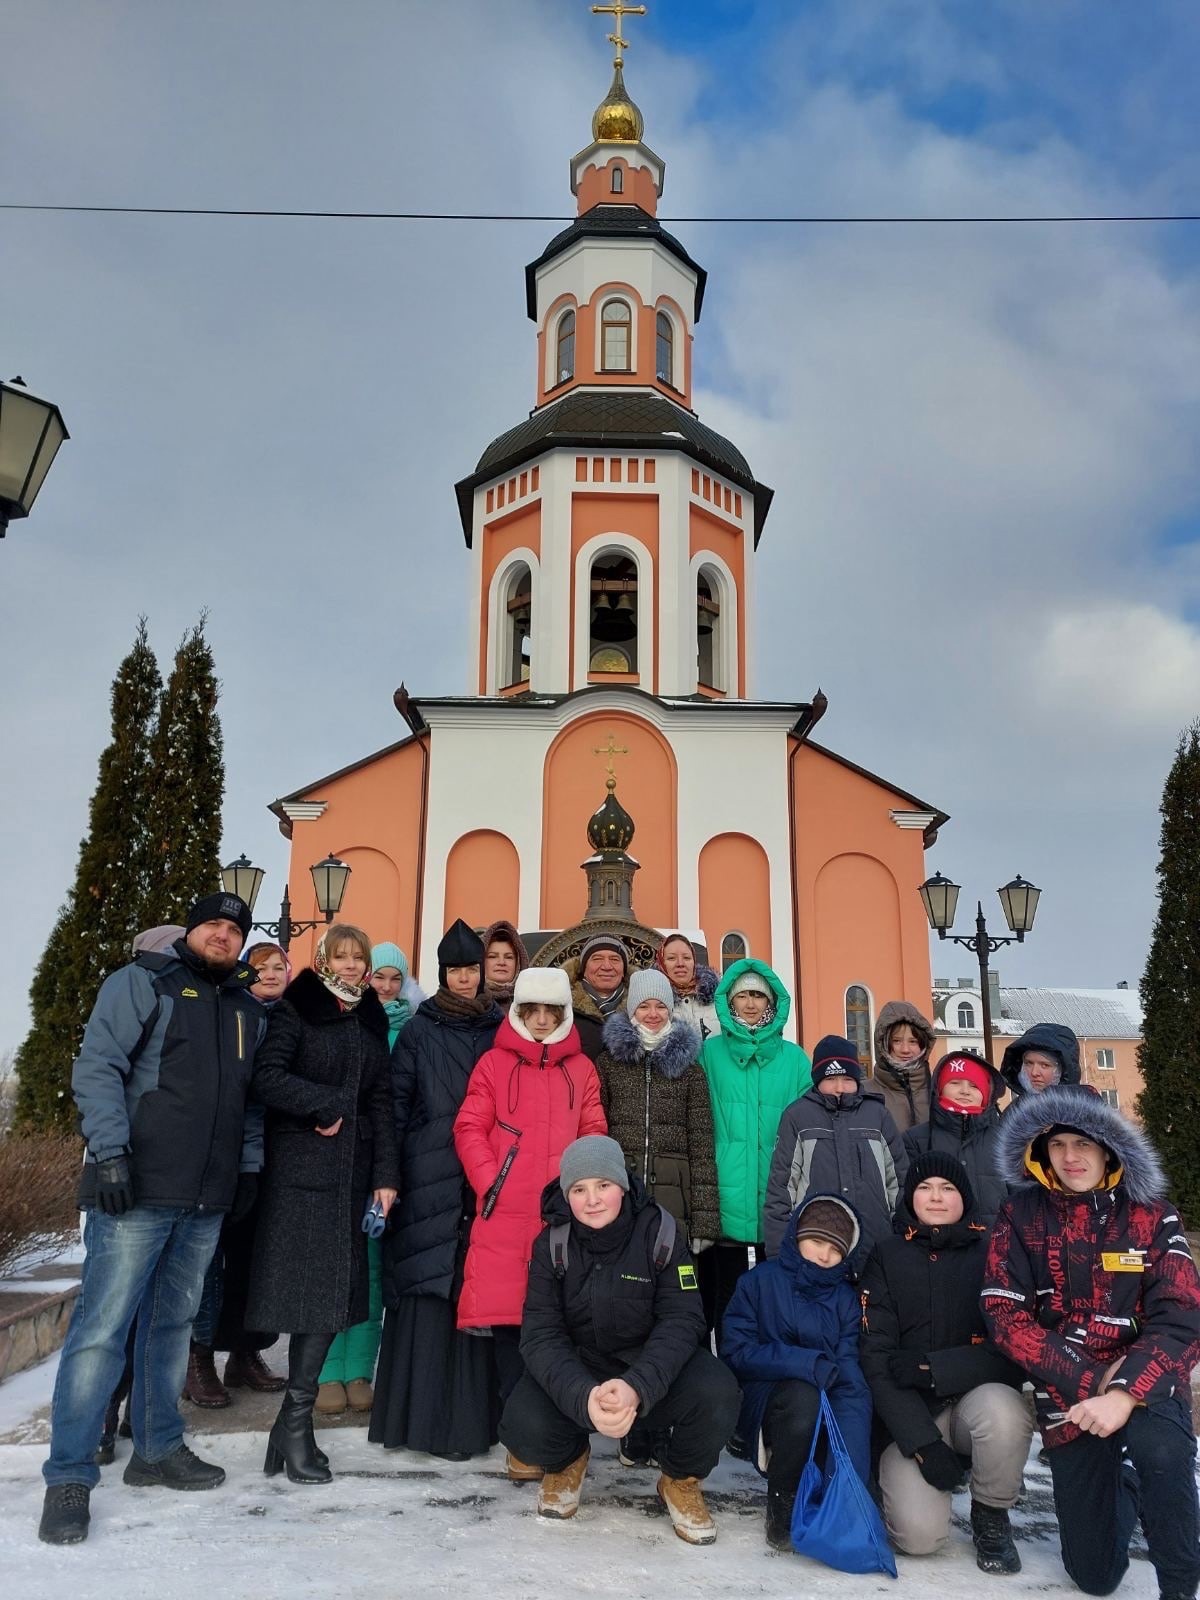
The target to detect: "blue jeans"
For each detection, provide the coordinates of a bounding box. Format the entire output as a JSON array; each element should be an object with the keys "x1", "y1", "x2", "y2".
[{"x1": 44, "y1": 1206, "x2": 223, "y2": 1487}]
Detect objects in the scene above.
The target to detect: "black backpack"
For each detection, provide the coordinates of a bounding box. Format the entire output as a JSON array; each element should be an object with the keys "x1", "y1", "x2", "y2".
[{"x1": 547, "y1": 1203, "x2": 677, "y2": 1277}]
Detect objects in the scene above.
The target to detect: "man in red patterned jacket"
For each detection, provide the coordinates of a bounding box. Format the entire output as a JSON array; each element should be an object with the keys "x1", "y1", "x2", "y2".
[{"x1": 983, "y1": 1086, "x2": 1200, "y2": 1600}]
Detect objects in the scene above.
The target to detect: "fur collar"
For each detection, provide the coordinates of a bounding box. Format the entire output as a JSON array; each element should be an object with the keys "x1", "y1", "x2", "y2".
[
  {"x1": 997, "y1": 1084, "x2": 1166, "y2": 1204},
  {"x1": 600, "y1": 1009, "x2": 702, "y2": 1078},
  {"x1": 688, "y1": 964, "x2": 719, "y2": 1006},
  {"x1": 283, "y1": 967, "x2": 389, "y2": 1040}
]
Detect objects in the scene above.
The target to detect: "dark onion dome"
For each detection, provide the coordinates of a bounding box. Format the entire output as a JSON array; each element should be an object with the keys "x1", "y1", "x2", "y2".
[
  {"x1": 588, "y1": 779, "x2": 635, "y2": 852},
  {"x1": 525, "y1": 206, "x2": 707, "y2": 323},
  {"x1": 454, "y1": 389, "x2": 774, "y2": 547}
]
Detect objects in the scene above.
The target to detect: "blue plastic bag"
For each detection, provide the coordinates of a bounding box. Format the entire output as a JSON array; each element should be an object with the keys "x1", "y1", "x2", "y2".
[{"x1": 789, "y1": 1391, "x2": 898, "y2": 1576}]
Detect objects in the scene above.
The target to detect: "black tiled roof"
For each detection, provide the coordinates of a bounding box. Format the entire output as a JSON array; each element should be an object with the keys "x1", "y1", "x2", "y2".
[
  {"x1": 454, "y1": 389, "x2": 773, "y2": 546},
  {"x1": 524, "y1": 206, "x2": 707, "y2": 321}
]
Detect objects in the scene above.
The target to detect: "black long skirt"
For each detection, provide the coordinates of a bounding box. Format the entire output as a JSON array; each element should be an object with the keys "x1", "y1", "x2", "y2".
[{"x1": 368, "y1": 1295, "x2": 498, "y2": 1458}]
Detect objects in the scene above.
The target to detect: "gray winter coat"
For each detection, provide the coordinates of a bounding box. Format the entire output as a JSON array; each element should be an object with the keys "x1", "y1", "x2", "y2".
[
  {"x1": 247, "y1": 970, "x2": 399, "y2": 1334},
  {"x1": 871, "y1": 1000, "x2": 935, "y2": 1134},
  {"x1": 764, "y1": 1086, "x2": 907, "y2": 1259}
]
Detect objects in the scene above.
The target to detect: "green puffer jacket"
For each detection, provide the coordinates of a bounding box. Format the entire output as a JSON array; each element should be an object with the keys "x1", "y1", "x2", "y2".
[{"x1": 700, "y1": 959, "x2": 813, "y2": 1244}]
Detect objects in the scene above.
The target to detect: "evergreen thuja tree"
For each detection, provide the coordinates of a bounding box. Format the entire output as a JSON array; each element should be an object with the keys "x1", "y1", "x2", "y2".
[
  {"x1": 1137, "y1": 721, "x2": 1200, "y2": 1221},
  {"x1": 145, "y1": 615, "x2": 225, "y2": 924},
  {"x1": 15, "y1": 621, "x2": 162, "y2": 1130}
]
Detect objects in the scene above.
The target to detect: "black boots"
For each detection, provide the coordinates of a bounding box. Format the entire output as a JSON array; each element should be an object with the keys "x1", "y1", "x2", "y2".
[
  {"x1": 38, "y1": 1484, "x2": 91, "y2": 1545},
  {"x1": 971, "y1": 1499, "x2": 1020, "y2": 1574},
  {"x1": 123, "y1": 1442, "x2": 226, "y2": 1490},
  {"x1": 263, "y1": 1332, "x2": 334, "y2": 1484},
  {"x1": 765, "y1": 1485, "x2": 795, "y2": 1551}
]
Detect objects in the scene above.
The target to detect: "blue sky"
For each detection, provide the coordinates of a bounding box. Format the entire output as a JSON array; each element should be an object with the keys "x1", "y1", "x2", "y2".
[{"x1": 2, "y1": 0, "x2": 1199, "y2": 1046}]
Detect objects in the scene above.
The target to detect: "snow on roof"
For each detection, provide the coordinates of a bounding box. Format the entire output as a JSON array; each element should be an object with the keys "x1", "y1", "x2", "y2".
[{"x1": 998, "y1": 986, "x2": 1143, "y2": 1039}]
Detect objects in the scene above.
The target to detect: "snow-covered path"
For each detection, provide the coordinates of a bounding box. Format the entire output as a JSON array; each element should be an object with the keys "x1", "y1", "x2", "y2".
[{"x1": 0, "y1": 1352, "x2": 1158, "y2": 1600}]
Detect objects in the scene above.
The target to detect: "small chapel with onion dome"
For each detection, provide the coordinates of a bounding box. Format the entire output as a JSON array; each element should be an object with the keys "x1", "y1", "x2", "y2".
[{"x1": 267, "y1": 10, "x2": 947, "y2": 1060}]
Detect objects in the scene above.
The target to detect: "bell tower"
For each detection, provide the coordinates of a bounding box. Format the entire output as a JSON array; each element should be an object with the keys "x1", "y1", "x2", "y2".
[{"x1": 455, "y1": 4, "x2": 774, "y2": 702}]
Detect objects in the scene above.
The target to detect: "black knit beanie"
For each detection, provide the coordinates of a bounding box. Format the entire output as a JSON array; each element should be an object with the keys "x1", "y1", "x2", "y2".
[{"x1": 903, "y1": 1151, "x2": 975, "y2": 1217}]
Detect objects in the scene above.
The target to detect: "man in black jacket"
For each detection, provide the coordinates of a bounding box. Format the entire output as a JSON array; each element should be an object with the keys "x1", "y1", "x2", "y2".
[
  {"x1": 39, "y1": 894, "x2": 266, "y2": 1547},
  {"x1": 500, "y1": 1135, "x2": 739, "y2": 1545},
  {"x1": 860, "y1": 1152, "x2": 1032, "y2": 1573}
]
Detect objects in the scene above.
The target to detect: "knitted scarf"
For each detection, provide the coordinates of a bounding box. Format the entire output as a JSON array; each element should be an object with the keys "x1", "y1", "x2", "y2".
[
  {"x1": 434, "y1": 986, "x2": 495, "y2": 1020},
  {"x1": 581, "y1": 979, "x2": 626, "y2": 1018}
]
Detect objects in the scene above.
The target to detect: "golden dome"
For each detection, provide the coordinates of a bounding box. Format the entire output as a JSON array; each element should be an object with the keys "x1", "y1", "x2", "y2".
[{"x1": 592, "y1": 64, "x2": 644, "y2": 143}]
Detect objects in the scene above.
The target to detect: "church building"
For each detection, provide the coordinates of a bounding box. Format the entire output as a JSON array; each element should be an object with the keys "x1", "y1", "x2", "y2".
[{"x1": 268, "y1": 29, "x2": 947, "y2": 1059}]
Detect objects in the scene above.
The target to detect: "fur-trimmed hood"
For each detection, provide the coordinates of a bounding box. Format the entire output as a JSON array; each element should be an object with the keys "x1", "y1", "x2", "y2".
[
  {"x1": 599, "y1": 1008, "x2": 703, "y2": 1078},
  {"x1": 997, "y1": 1084, "x2": 1167, "y2": 1204},
  {"x1": 282, "y1": 966, "x2": 389, "y2": 1041}
]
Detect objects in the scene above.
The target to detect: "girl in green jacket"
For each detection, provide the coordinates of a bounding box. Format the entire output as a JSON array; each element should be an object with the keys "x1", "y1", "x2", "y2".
[{"x1": 699, "y1": 959, "x2": 812, "y2": 1346}]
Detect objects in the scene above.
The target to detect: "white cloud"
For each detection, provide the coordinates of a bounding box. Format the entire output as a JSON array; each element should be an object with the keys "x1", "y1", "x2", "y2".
[{"x1": 1030, "y1": 603, "x2": 1200, "y2": 728}]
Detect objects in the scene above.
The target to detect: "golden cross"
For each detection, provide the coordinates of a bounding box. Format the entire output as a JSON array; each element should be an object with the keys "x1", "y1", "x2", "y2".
[
  {"x1": 591, "y1": 1, "x2": 647, "y2": 67},
  {"x1": 592, "y1": 731, "x2": 631, "y2": 789}
]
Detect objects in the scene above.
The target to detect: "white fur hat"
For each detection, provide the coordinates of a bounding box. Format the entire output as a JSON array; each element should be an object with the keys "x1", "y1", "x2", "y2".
[{"x1": 512, "y1": 967, "x2": 572, "y2": 1008}]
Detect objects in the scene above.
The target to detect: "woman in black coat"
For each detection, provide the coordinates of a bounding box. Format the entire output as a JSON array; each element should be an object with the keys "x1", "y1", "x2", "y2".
[
  {"x1": 859, "y1": 1152, "x2": 1031, "y2": 1573},
  {"x1": 369, "y1": 918, "x2": 502, "y2": 1459},
  {"x1": 247, "y1": 924, "x2": 398, "y2": 1485}
]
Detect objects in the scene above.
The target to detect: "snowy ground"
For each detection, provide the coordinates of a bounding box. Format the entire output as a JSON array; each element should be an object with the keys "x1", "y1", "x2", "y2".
[{"x1": 0, "y1": 1350, "x2": 1160, "y2": 1600}]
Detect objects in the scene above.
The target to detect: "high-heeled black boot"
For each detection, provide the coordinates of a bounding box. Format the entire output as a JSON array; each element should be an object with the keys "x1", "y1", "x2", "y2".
[{"x1": 263, "y1": 1333, "x2": 335, "y2": 1484}]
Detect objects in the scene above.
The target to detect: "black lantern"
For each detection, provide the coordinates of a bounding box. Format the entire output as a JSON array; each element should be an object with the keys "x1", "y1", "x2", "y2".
[
  {"x1": 919, "y1": 871, "x2": 961, "y2": 938},
  {"x1": 0, "y1": 378, "x2": 69, "y2": 533},
  {"x1": 310, "y1": 855, "x2": 351, "y2": 919},
  {"x1": 220, "y1": 854, "x2": 265, "y2": 913},
  {"x1": 998, "y1": 874, "x2": 1041, "y2": 941}
]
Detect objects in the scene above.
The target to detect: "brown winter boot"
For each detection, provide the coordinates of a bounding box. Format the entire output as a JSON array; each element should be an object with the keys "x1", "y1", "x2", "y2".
[
  {"x1": 345, "y1": 1378, "x2": 374, "y2": 1412},
  {"x1": 657, "y1": 1473, "x2": 717, "y2": 1545},
  {"x1": 506, "y1": 1451, "x2": 545, "y2": 1483},
  {"x1": 224, "y1": 1349, "x2": 285, "y2": 1393},
  {"x1": 537, "y1": 1450, "x2": 589, "y2": 1519},
  {"x1": 183, "y1": 1344, "x2": 229, "y2": 1408},
  {"x1": 315, "y1": 1381, "x2": 347, "y2": 1415}
]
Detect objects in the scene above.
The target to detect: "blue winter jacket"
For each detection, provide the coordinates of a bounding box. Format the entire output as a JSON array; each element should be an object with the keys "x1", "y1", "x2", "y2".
[
  {"x1": 721, "y1": 1196, "x2": 873, "y2": 1482},
  {"x1": 72, "y1": 940, "x2": 267, "y2": 1210}
]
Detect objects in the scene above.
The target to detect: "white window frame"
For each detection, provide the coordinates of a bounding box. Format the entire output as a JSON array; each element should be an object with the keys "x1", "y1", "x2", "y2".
[
  {"x1": 1096, "y1": 1047, "x2": 1116, "y2": 1071},
  {"x1": 487, "y1": 549, "x2": 541, "y2": 695},
  {"x1": 573, "y1": 534, "x2": 654, "y2": 688},
  {"x1": 689, "y1": 552, "x2": 739, "y2": 695},
  {"x1": 594, "y1": 292, "x2": 637, "y2": 375}
]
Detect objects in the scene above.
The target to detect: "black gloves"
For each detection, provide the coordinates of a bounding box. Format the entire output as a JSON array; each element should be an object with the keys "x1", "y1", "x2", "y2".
[
  {"x1": 95, "y1": 1154, "x2": 135, "y2": 1217},
  {"x1": 229, "y1": 1173, "x2": 258, "y2": 1224},
  {"x1": 890, "y1": 1350, "x2": 935, "y2": 1390},
  {"x1": 915, "y1": 1439, "x2": 968, "y2": 1492}
]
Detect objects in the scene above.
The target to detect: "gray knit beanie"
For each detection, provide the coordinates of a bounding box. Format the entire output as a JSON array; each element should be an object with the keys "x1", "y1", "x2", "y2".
[
  {"x1": 626, "y1": 967, "x2": 674, "y2": 1016},
  {"x1": 559, "y1": 1135, "x2": 631, "y2": 1196}
]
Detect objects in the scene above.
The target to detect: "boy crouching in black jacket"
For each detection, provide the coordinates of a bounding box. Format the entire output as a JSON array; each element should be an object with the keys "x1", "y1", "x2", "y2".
[
  {"x1": 499, "y1": 1135, "x2": 739, "y2": 1544},
  {"x1": 860, "y1": 1153, "x2": 1032, "y2": 1574}
]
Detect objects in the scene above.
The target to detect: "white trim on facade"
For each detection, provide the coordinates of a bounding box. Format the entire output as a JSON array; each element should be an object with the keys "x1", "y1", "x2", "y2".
[
  {"x1": 486, "y1": 548, "x2": 541, "y2": 696},
  {"x1": 572, "y1": 532, "x2": 656, "y2": 690}
]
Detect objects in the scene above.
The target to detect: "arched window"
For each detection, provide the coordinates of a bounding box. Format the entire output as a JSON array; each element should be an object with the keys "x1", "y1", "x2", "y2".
[
  {"x1": 697, "y1": 569, "x2": 722, "y2": 689},
  {"x1": 555, "y1": 310, "x2": 575, "y2": 385},
  {"x1": 611, "y1": 164, "x2": 624, "y2": 195},
  {"x1": 957, "y1": 1001, "x2": 976, "y2": 1030},
  {"x1": 601, "y1": 299, "x2": 632, "y2": 372},
  {"x1": 721, "y1": 932, "x2": 747, "y2": 972},
  {"x1": 588, "y1": 552, "x2": 638, "y2": 673},
  {"x1": 845, "y1": 985, "x2": 872, "y2": 1069},
  {"x1": 656, "y1": 310, "x2": 674, "y2": 385},
  {"x1": 501, "y1": 564, "x2": 532, "y2": 689}
]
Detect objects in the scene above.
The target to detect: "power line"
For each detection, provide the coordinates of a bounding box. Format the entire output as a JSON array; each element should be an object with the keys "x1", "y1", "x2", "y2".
[{"x1": 1, "y1": 202, "x2": 1198, "y2": 225}]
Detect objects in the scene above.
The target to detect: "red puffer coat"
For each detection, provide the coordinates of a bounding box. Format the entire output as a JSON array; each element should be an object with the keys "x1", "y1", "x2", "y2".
[{"x1": 453, "y1": 1015, "x2": 606, "y2": 1328}]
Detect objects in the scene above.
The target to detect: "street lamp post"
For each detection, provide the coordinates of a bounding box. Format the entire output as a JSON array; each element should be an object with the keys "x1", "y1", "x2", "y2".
[
  {"x1": 918, "y1": 872, "x2": 1042, "y2": 1065},
  {"x1": 221, "y1": 853, "x2": 352, "y2": 952},
  {"x1": 0, "y1": 377, "x2": 69, "y2": 536}
]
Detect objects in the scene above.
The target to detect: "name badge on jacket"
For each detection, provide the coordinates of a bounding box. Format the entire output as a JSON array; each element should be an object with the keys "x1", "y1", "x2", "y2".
[{"x1": 1101, "y1": 1252, "x2": 1146, "y2": 1272}]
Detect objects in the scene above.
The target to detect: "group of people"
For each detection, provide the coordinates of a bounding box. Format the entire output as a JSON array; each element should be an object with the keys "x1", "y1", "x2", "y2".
[{"x1": 35, "y1": 895, "x2": 1200, "y2": 1600}]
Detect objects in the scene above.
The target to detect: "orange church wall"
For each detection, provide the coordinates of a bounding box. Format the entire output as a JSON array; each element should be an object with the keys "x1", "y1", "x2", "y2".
[
  {"x1": 477, "y1": 502, "x2": 542, "y2": 693},
  {"x1": 689, "y1": 504, "x2": 747, "y2": 695},
  {"x1": 280, "y1": 740, "x2": 425, "y2": 977},
  {"x1": 570, "y1": 493, "x2": 660, "y2": 692},
  {"x1": 789, "y1": 742, "x2": 933, "y2": 1051},
  {"x1": 444, "y1": 830, "x2": 521, "y2": 930},
  {"x1": 540, "y1": 712, "x2": 677, "y2": 932},
  {"x1": 698, "y1": 834, "x2": 772, "y2": 966},
  {"x1": 576, "y1": 160, "x2": 659, "y2": 217}
]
